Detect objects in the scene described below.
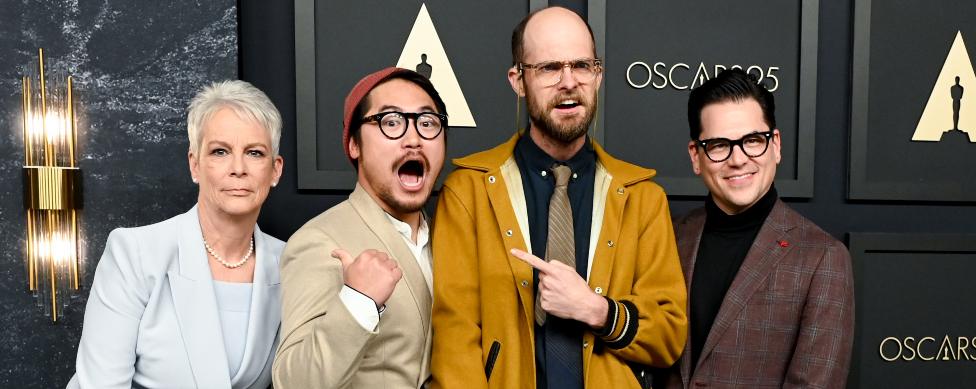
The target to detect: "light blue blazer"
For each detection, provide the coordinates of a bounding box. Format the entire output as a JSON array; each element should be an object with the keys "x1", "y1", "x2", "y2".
[{"x1": 68, "y1": 205, "x2": 285, "y2": 389}]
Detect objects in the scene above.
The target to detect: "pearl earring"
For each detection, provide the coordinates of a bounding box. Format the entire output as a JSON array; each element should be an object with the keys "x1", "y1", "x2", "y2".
[
  {"x1": 272, "y1": 182, "x2": 278, "y2": 187},
  {"x1": 192, "y1": 178, "x2": 198, "y2": 184}
]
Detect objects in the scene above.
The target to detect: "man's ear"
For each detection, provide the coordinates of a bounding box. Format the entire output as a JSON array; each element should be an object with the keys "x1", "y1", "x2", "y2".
[
  {"x1": 688, "y1": 140, "x2": 702, "y2": 175},
  {"x1": 508, "y1": 66, "x2": 525, "y2": 97},
  {"x1": 349, "y1": 138, "x2": 361, "y2": 160},
  {"x1": 771, "y1": 129, "x2": 782, "y2": 164}
]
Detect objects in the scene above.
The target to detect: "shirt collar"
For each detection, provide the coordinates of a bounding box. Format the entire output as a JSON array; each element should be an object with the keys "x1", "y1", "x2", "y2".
[
  {"x1": 384, "y1": 212, "x2": 429, "y2": 247},
  {"x1": 515, "y1": 133, "x2": 596, "y2": 176}
]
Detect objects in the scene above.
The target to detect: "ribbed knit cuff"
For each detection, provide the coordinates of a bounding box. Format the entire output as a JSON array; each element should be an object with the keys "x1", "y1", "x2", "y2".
[{"x1": 593, "y1": 297, "x2": 639, "y2": 349}]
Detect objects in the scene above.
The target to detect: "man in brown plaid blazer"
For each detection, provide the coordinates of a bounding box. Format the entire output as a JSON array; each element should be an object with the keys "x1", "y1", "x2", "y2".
[{"x1": 663, "y1": 69, "x2": 854, "y2": 389}]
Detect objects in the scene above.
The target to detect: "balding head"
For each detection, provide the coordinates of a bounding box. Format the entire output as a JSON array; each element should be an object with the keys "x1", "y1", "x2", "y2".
[{"x1": 511, "y1": 6, "x2": 596, "y2": 66}]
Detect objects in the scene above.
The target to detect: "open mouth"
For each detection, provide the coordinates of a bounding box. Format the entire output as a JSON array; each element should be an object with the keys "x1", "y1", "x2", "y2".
[
  {"x1": 554, "y1": 99, "x2": 581, "y2": 110},
  {"x1": 397, "y1": 158, "x2": 427, "y2": 190}
]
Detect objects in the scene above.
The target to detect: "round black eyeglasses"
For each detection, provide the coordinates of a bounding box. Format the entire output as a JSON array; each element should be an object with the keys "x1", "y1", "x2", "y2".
[{"x1": 361, "y1": 111, "x2": 447, "y2": 140}]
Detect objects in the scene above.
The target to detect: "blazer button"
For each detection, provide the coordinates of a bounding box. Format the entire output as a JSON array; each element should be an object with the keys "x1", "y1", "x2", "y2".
[
  {"x1": 617, "y1": 187, "x2": 625, "y2": 195},
  {"x1": 583, "y1": 340, "x2": 589, "y2": 348},
  {"x1": 521, "y1": 280, "x2": 529, "y2": 287},
  {"x1": 488, "y1": 175, "x2": 496, "y2": 183},
  {"x1": 607, "y1": 240, "x2": 614, "y2": 247},
  {"x1": 594, "y1": 287, "x2": 603, "y2": 294},
  {"x1": 505, "y1": 229, "x2": 513, "y2": 237}
]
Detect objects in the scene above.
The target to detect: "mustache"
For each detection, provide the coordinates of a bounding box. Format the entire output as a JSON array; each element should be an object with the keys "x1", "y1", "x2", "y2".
[
  {"x1": 546, "y1": 91, "x2": 587, "y2": 110},
  {"x1": 392, "y1": 151, "x2": 429, "y2": 171}
]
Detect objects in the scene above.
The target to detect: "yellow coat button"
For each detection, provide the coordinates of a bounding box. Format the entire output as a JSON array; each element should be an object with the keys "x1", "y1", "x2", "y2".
[
  {"x1": 617, "y1": 187, "x2": 625, "y2": 194},
  {"x1": 506, "y1": 229, "x2": 513, "y2": 237},
  {"x1": 488, "y1": 175, "x2": 496, "y2": 183},
  {"x1": 583, "y1": 340, "x2": 589, "y2": 348},
  {"x1": 607, "y1": 240, "x2": 615, "y2": 247},
  {"x1": 594, "y1": 287, "x2": 603, "y2": 294},
  {"x1": 521, "y1": 280, "x2": 529, "y2": 287}
]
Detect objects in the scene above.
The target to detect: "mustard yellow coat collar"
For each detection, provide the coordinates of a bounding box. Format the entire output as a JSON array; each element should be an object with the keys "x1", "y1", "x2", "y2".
[{"x1": 452, "y1": 133, "x2": 656, "y2": 186}]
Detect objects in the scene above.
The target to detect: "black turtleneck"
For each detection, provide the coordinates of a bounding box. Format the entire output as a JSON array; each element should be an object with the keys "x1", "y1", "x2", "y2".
[{"x1": 689, "y1": 186, "x2": 778, "y2": 370}]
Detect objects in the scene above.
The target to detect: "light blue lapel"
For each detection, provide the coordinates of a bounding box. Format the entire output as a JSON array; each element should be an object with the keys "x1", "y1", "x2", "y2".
[
  {"x1": 232, "y1": 225, "x2": 280, "y2": 388},
  {"x1": 168, "y1": 205, "x2": 233, "y2": 389}
]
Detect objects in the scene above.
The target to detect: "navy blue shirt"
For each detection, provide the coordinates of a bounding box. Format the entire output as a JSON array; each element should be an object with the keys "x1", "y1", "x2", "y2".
[{"x1": 513, "y1": 134, "x2": 596, "y2": 389}]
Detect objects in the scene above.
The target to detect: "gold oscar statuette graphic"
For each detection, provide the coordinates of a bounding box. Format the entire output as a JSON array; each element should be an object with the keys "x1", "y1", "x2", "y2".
[
  {"x1": 913, "y1": 31, "x2": 976, "y2": 143},
  {"x1": 396, "y1": 3, "x2": 477, "y2": 127}
]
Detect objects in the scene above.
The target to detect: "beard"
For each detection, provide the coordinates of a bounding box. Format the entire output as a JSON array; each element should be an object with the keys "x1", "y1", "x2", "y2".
[
  {"x1": 361, "y1": 150, "x2": 431, "y2": 217},
  {"x1": 376, "y1": 186, "x2": 426, "y2": 216},
  {"x1": 525, "y1": 87, "x2": 597, "y2": 144}
]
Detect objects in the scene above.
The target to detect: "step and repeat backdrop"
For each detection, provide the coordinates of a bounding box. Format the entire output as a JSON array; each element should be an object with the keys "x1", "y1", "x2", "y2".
[
  {"x1": 2, "y1": 0, "x2": 972, "y2": 387},
  {"x1": 295, "y1": 0, "x2": 546, "y2": 190},
  {"x1": 847, "y1": 0, "x2": 976, "y2": 388},
  {"x1": 295, "y1": 2, "x2": 975, "y2": 388}
]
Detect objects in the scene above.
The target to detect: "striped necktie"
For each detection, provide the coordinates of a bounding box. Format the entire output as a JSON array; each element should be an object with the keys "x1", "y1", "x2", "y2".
[{"x1": 535, "y1": 164, "x2": 575, "y2": 325}]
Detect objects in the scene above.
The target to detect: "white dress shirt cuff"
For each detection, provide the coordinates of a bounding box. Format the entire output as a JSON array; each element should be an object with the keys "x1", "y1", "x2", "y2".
[{"x1": 339, "y1": 285, "x2": 381, "y2": 331}]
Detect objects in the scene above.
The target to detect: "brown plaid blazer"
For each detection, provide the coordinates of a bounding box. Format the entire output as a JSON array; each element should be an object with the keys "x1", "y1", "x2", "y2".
[{"x1": 663, "y1": 200, "x2": 854, "y2": 389}]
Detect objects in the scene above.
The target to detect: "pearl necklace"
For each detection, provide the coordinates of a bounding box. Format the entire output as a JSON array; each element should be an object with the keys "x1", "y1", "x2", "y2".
[{"x1": 203, "y1": 235, "x2": 254, "y2": 269}]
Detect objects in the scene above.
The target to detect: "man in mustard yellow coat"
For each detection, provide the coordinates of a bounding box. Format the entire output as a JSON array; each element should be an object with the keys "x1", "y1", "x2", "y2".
[{"x1": 430, "y1": 7, "x2": 687, "y2": 389}]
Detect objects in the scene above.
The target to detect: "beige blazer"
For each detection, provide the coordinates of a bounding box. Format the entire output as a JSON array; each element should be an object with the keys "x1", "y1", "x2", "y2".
[
  {"x1": 273, "y1": 184, "x2": 433, "y2": 388},
  {"x1": 68, "y1": 205, "x2": 284, "y2": 389}
]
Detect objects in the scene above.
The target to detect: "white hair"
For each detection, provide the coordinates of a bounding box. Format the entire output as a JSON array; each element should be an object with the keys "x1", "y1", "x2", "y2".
[{"x1": 186, "y1": 80, "x2": 282, "y2": 156}]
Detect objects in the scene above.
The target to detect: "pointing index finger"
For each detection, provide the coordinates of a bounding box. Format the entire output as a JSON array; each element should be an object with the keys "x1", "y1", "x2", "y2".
[{"x1": 510, "y1": 248, "x2": 552, "y2": 273}]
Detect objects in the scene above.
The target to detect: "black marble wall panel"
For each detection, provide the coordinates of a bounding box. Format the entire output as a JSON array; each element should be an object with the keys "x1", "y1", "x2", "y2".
[{"x1": 0, "y1": 1, "x2": 237, "y2": 387}]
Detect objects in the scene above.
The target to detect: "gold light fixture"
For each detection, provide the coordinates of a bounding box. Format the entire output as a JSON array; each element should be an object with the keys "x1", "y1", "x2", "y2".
[{"x1": 21, "y1": 48, "x2": 82, "y2": 323}]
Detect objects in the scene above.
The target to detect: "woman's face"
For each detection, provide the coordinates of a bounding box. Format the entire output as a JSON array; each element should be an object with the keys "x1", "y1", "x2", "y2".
[{"x1": 189, "y1": 107, "x2": 283, "y2": 219}]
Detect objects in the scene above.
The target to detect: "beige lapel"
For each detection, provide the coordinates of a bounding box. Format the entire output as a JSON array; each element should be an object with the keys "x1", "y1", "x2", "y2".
[
  {"x1": 348, "y1": 184, "x2": 432, "y2": 332},
  {"x1": 489, "y1": 159, "x2": 536, "y2": 329}
]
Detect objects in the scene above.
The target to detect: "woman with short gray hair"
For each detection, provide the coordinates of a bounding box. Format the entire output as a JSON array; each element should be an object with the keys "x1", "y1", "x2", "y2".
[{"x1": 69, "y1": 80, "x2": 285, "y2": 389}]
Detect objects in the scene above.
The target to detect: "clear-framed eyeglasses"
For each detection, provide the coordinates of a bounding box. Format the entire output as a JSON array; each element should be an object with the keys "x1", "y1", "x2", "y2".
[
  {"x1": 361, "y1": 111, "x2": 447, "y2": 140},
  {"x1": 696, "y1": 131, "x2": 774, "y2": 163},
  {"x1": 518, "y1": 58, "x2": 603, "y2": 87}
]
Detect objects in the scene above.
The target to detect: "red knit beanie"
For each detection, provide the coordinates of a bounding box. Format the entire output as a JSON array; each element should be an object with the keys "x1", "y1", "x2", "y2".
[{"x1": 343, "y1": 67, "x2": 413, "y2": 165}]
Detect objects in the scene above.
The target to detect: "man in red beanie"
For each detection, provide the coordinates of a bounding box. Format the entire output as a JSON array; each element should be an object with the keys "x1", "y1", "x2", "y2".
[
  {"x1": 430, "y1": 6, "x2": 686, "y2": 389},
  {"x1": 274, "y1": 67, "x2": 447, "y2": 388}
]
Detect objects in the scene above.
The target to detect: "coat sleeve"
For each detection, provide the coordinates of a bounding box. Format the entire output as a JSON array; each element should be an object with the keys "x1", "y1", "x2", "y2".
[
  {"x1": 272, "y1": 227, "x2": 377, "y2": 388},
  {"x1": 70, "y1": 229, "x2": 149, "y2": 389},
  {"x1": 783, "y1": 241, "x2": 855, "y2": 389},
  {"x1": 596, "y1": 185, "x2": 688, "y2": 368},
  {"x1": 429, "y1": 184, "x2": 489, "y2": 389}
]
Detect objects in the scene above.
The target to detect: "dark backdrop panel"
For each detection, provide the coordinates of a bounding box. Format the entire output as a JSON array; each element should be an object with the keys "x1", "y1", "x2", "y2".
[
  {"x1": 850, "y1": 0, "x2": 976, "y2": 200},
  {"x1": 0, "y1": 1, "x2": 237, "y2": 387},
  {"x1": 295, "y1": 0, "x2": 545, "y2": 190},
  {"x1": 594, "y1": 0, "x2": 816, "y2": 197},
  {"x1": 848, "y1": 234, "x2": 976, "y2": 388}
]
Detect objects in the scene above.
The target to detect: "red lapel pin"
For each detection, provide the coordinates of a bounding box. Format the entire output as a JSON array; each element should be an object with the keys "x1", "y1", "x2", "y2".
[{"x1": 777, "y1": 240, "x2": 790, "y2": 248}]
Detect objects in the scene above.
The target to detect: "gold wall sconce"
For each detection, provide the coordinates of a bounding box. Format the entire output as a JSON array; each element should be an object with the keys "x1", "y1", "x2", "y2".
[{"x1": 21, "y1": 48, "x2": 82, "y2": 323}]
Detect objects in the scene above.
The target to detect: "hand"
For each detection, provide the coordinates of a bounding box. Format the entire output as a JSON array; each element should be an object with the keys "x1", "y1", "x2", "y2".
[
  {"x1": 511, "y1": 248, "x2": 607, "y2": 328},
  {"x1": 332, "y1": 248, "x2": 402, "y2": 307}
]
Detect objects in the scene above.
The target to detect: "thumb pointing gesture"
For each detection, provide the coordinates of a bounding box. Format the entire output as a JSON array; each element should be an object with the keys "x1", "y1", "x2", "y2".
[{"x1": 331, "y1": 248, "x2": 355, "y2": 269}]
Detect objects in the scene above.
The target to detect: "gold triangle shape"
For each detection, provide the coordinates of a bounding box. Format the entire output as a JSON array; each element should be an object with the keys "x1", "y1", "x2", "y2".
[
  {"x1": 396, "y1": 3, "x2": 477, "y2": 127},
  {"x1": 913, "y1": 31, "x2": 976, "y2": 142}
]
